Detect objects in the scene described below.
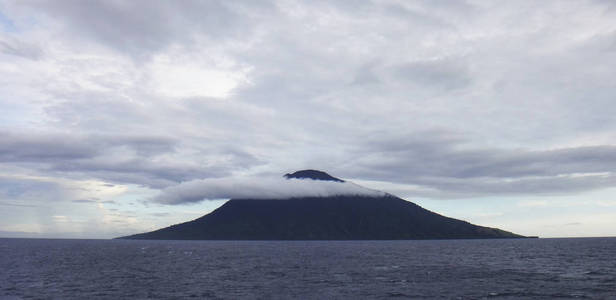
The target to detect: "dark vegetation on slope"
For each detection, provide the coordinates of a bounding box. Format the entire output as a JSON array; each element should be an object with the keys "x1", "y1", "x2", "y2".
[{"x1": 119, "y1": 195, "x2": 525, "y2": 240}]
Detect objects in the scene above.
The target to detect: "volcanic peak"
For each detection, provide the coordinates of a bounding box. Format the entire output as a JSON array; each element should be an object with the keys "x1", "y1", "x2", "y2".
[{"x1": 284, "y1": 169, "x2": 344, "y2": 182}]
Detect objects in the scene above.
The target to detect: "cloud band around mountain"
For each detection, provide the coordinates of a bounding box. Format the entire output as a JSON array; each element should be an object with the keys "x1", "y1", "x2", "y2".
[{"x1": 153, "y1": 177, "x2": 386, "y2": 204}]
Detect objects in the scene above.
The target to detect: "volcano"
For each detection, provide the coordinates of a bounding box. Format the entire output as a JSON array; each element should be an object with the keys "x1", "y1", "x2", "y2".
[{"x1": 119, "y1": 170, "x2": 528, "y2": 240}]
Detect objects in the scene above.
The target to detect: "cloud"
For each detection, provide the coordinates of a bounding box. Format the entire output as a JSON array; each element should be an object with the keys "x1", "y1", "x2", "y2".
[
  {"x1": 0, "y1": 38, "x2": 43, "y2": 60},
  {"x1": 154, "y1": 177, "x2": 386, "y2": 204},
  {"x1": 0, "y1": 131, "x2": 176, "y2": 161},
  {"x1": 20, "y1": 0, "x2": 268, "y2": 58},
  {"x1": 392, "y1": 58, "x2": 471, "y2": 91},
  {"x1": 0, "y1": 201, "x2": 37, "y2": 207},
  {"x1": 71, "y1": 199, "x2": 98, "y2": 203},
  {"x1": 2, "y1": 1, "x2": 616, "y2": 199},
  {"x1": 337, "y1": 131, "x2": 616, "y2": 197},
  {"x1": 2, "y1": 0, "x2": 616, "y2": 237},
  {"x1": 150, "y1": 212, "x2": 170, "y2": 217},
  {"x1": 0, "y1": 174, "x2": 68, "y2": 202},
  {"x1": 0, "y1": 130, "x2": 262, "y2": 188}
]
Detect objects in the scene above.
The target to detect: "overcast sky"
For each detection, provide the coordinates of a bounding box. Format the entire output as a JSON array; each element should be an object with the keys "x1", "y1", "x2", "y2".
[{"x1": 1, "y1": 0, "x2": 616, "y2": 238}]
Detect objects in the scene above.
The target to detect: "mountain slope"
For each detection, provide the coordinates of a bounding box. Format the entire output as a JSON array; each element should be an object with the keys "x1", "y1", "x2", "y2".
[{"x1": 119, "y1": 171, "x2": 527, "y2": 240}]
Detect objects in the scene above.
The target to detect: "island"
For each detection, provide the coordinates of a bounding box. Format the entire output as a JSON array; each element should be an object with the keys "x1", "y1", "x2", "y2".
[{"x1": 118, "y1": 170, "x2": 531, "y2": 240}]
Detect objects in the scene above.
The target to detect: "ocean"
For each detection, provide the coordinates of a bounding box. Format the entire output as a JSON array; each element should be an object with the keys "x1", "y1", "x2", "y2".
[{"x1": 0, "y1": 238, "x2": 614, "y2": 299}]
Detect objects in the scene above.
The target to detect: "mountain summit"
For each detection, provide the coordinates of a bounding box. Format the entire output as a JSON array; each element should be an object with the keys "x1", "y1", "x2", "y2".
[
  {"x1": 283, "y1": 169, "x2": 344, "y2": 182},
  {"x1": 119, "y1": 170, "x2": 530, "y2": 240}
]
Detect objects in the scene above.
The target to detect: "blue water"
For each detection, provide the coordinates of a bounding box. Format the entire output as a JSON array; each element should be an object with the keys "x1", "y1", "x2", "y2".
[{"x1": 0, "y1": 238, "x2": 614, "y2": 299}]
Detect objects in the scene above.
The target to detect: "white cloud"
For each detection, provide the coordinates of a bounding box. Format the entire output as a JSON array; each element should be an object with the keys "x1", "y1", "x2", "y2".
[
  {"x1": 154, "y1": 177, "x2": 386, "y2": 204},
  {"x1": 147, "y1": 53, "x2": 250, "y2": 99}
]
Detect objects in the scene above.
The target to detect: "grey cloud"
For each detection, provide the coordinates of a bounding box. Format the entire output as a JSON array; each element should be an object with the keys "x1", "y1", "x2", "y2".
[
  {"x1": 0, "y1": 201, "x2": 37, "y2": 207},
  {"x1": 340, "y1": 132, "x2": 616, "y2": 197},
  {"x1": 71, "y1": 199, "x2": 94, "y2": 204},
  {"x1": 392, "y1": 59, "x2": 471, "y2": 91},
  {"x1": 111, "y1": 136, "x2": 178, "y2": 156},
  {"x1": 382, "y1": 3, "x2": 455, "y2": 29},
  {"x1": 2, "y1": 0, "x2": 616, "y2": 205},
  {"x1": 414, "y1": 173, "x2": 615, "y2": 198},
  {"x1": 71, "y1": 198, "x2": 115, "y2": 204},
  {"x1": 2, "y1": 0, "x2": 616, "y2": 239},
  {"x1": 0, "y1": 131, "x2": 176, "y2": 163},
  {"x1": 0, "y1": 38, "x2": 43, "y2": 60},
  {"x1": 150, "y1": 212, "x2": 169, "y2": 217},
  {"x1": 0, "y1": 130, "x2": 260, "y2": 188},
  {"x1": 49, "y1": 159, "x2": 216, "y2": 188},
  {"x1": 23, "y1": 0, "x2": 273, "y2": 58},
  {"x1": 43, "y1": 92, "x2": 159, "y2": 132},
  {"x1": 0, "y1": 132, "x2": 95, "y2": 161},
  {"x1": 351, "y1": 61, "x2": 382, "y2": 86}
]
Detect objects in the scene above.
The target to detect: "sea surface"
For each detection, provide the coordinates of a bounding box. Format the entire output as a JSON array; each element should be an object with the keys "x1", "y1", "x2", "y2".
[{"x1": 0, "y1": 238, "x2": 614, "y2": 299}]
